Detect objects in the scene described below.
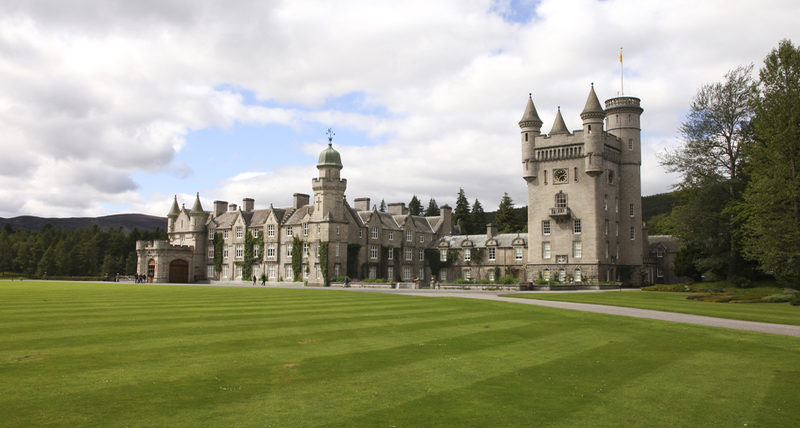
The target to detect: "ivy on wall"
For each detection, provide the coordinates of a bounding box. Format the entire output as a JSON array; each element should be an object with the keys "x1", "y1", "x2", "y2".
[
  {"x1": 425, "y1": 248, "x2": 458, "y2": 277},
  {"x1": 241, "y1": 230, "x2": 264, "y2": 280},
  {"x1": 291, "y1": 235, "x2": 302, "y2": 281},
  {"x1": 213, "y1": 232, "x2": 223, "y2": 275},
  {"x1": 319, "y1": 241, "x2": 329, "y2": 286}
]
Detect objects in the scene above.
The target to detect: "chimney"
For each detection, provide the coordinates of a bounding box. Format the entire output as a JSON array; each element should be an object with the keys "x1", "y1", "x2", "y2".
[
  {"x1": 354, "y1": 197, "x2": 371, "y2": 211},
  {"x1": 293, "y1": 193, "x2": 310, "y2": 209},
  {"x1": 214, "y1": 201, "x2": 227, "y2": 217},
  {"x1": 440, "y1": 205, "x2": 453, "y2": 235},
  {"x1": 387, "y1": 202, "x2": 407, "y2": 215},
  {"x1": 486, "y1": 223, "x2": 498, "y2": 239},
  {"x1": 242, "y1": 198, "x2": 254, "y2": 212},
  {"x1": 228, "y1": 203, "x2": 237, "y2": 212}
]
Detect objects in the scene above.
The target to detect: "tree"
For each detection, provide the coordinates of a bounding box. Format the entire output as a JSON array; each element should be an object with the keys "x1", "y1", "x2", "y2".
[
  {"x1": 408, "y1": 195, "x2": 423, "y2": 216},
  {"x1": 471, "y1": 199, "x2": 486, "y2": 234},
  {"x1": 739, "y1": 40, "x2": 800, "y2": 284},
  {"x1": 659, "y1": 65, "x2": 755, "y2": 280},
  {"x1": 494, "y1": 193, "x2": 518, "y2": 233},
  {"x1": 424, "y1": 198, "x2": 439, "y2": 216},
  {"x1": 379, "y1": 199, "x2": 386, "y2": 212},
  {"x1": 453, "y1": 188, "x2": 471, "y2": 234}
]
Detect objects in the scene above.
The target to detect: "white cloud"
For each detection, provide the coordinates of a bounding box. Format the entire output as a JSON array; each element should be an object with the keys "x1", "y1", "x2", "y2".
[{"x1": 0, "y1": 0, "x2": 798, "y2": 217}]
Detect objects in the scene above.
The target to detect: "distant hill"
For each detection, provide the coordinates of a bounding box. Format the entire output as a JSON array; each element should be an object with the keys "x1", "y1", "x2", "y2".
[
  {"x1": 0, "y1": 214, "x2": 166, "y2": 233},
  {"x1": 642, "y1": 191, "x2": 680, "y2": 224}
]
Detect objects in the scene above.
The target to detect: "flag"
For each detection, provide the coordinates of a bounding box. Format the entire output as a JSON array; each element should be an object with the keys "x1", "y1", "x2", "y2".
[{"x1": 619, "y1": 48, "x2": 623, "y2": 63}]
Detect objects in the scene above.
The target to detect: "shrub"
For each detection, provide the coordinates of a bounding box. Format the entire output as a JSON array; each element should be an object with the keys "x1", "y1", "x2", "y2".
[
  {"x1": 791, "y1": 294, "x2": 800, "y2": 306},
  {"x1": 729, "y1": 276, "x2": 754, "y2": 289},
  {"x1": 643, "y1": 283, "x2": 691, "y2": 292},
  {"x1": 761, "y1": 294, "x2": 794, "y2": 303},
  {"x1": 498, "y1": 275, "x2": 517, "y2": 285}
]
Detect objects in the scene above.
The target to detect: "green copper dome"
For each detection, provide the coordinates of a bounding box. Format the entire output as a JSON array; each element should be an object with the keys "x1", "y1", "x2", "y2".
[{"x1": 317, "y1": 144, "x2": 343, "y2": 168}]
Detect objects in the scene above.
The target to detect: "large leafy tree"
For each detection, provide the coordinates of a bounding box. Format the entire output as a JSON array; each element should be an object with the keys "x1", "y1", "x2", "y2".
[
  {"x1": 659, "y1": 65, "x2": 755, "y2": 280},
  {"x1": 424, "y1": 198, "x2": 439, "y2": 216},
  {"x1": 739, "y1": 40, "x2": 800, "y2": 283},
  {"x1": 471, "y1": 199, "x2": 486, "y2": 234},
  {"x1": 494, "y1": 193, "x2": 517, "y2": 233},
  {"x1": 408, "y1": 195, "x2": 423, "y2": 216},
  {"x1": 453, "y1": 188, "x2": 471, "y2": 234}
]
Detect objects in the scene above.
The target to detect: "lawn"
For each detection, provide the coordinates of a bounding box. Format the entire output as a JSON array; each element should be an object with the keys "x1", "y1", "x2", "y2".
[
  {"x1": 504, "y1": 289, "x2": 800, "y2": 326},
  {"x1": 1, "y1": 281, "x2": 799, "y2": 427}
]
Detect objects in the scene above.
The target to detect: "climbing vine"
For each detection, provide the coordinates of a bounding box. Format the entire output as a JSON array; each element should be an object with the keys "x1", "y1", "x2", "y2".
[
  {"x1": 425, "y1": 248, "x2": 458, "y2": 277},
  {"x1": 241, "y1": 230, "x2": 264, "y2": 280},
  {"x1": 291, "y1": 235, "x2": 303, "y2": 281},
  {"x1": 213, "y1": 232, "x2": 223, "y2": 275},
  {"x1": 319, "y1": 241, "x2": 329, "y2": 286}
]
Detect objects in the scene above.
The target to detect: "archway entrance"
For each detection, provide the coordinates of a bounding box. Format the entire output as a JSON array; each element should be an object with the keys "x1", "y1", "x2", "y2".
[
  {"x1": 169, "y1": 259, "x2": 189, "y2": 283},
  {"x1": 147, "y1": 259, "x2": 156, "y2": 282}
]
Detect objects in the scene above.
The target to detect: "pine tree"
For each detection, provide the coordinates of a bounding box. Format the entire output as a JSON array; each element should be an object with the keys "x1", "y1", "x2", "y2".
[
  {"x1": 495, "y1": 193, "x2": 517, "y2": 233},
  {"x1": 408, "y1": 195, "x2": 423, "y2": 216},
  {"x1": 424, "y1": 198, "x2": 439, "y2": 216},
  {"x1": 471, "y1": 199, "x2": 486, "y2": 234},
  {"x1": 453, "y1": 188, "x2": 471, "y2": 234}
]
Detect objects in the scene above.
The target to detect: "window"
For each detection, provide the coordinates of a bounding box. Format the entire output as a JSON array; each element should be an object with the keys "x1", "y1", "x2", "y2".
[
  {"x1": 559, "y1": 269, "x2": 566, "y2": 282},
  {"x1": 439, "y1": 270, "x2": 447, "y2": 281},
  {"x1": 605, "y1": 219, "x2": 609, "y2": 235},
  {"x1": 235, "y1": 265, "x2": 242, "y2": 279},
  {"x1": 387, "y1": 266, "x2": 394, "y2": 280},
  {"x1": 223, "y1": 247, "x2": 229, "y2": 259},
  {"x1": 303, "y1": 265, "x2": 308, "y2": 280},
  {"x1": 544, "y1": 170, "x2": 548, "y2": 184},
  {"x1": 464, "y1": 269, "x2": 471, "y2": 281},
  {"x1": 555, "y1": 192, "x2": 567, "y2": 208},
  {"x1": 515, "y1": 247, "x2": 523, "y2": 261},
  {"x1": 267, "y1": 224, "x2": 275, "y2": 237},
  {"x1": 369, "y1": 266, "x2": 376, "y2": 279},
  {"x1": 604, "y1": 194, "x2": 608, "y2": 211},
  {"x1": 464, "y1": 248, "x2": 471, "y2": 261},
  {"x1": 573, "y1": 241, "x2": 582, "y2": 258},
  {"x1": 316, "y1": 265, "x2": 321, "y2": 279},
  {"x1": 573, "y1": 219, "x2": 581, "y2": 234},
  {"x1": 286, "y1": 244, "x2": 292, "y2": 257},
  {"x1": 542, "y1": 242, "x2": 551, "y2": 259},
  {"x1": 389, "y1": 231, "x2": 394, "y2": 241},
  {"x1": 656, "y1": 246, "x2": 665, "y2": 258},
  {"x1": 616, "y1": 222, "x2": 619, "y2": 237},
  {"x1": 336, "y1": 225, "x2": 340, "y2": 235},
  {"x1": 334, "y1": 264, "x2": 340, "y2": 278},
  {"x1": 630, "y1": 226, "x2": 636, "y2": 240},
  {"x1": 388, "y1": 248, "x2": 394, "y2": 260},
  {"x1": 616, "y1": 244, "x2": 620, "y2": 260},
  {"x1": 542, "y1": 220, "x2": 551, "y2": 235},
  {"x1": 419, "y1": 234, "x2": 425, "y2": 244},
  {"x1": 440, "y1": 249, "x2": 447, "y2": 262},
  {"x1": 525, "y1": 133, "x2": 528, "y2": 142},
  {"x1": 287, "y1": 227, "x2": 293, "y2": 237},
  {"x1": 615, "y1": 197, "x2": 619, "y2": 213},
  {"x1": 419, "y1": 249, "x2": 424, "y2": 261},
  {"x1": 371, "y1": 227, "x2": 378, "y2": 239},
  {"x1": 403, "y1": 266, "x2": 412, "y2": 281},
  {"x1": 267, "y1": 244, "x2": 276, "y2": 259},
  {"x1": 488, "y1": 248, "x2": 496, "y2": 261},
  {"x1": 405, "y1": 248, "x2": 413, "y2": 261},
  {"x1": 488, "y1": 270, "x2": 495, "y2": 281},
  {"x1": 370, "y1": 245, "x2": 378, "y2": 260},
  {"x1": 303, "y1": 242, "x2": 310, "y2": 257},
  {"x1": 285, "y1": 265, "x2": 293, "y2": 280},
  {"x1": 236, "y1": 226, "x2": 243, "y2": 238},
  {"x1": 406, "y1": 230, "x2": 413, "y2": 242},
  {"x1": 335, "y1": 243, "x2": 340, "y2": 257},
  {"x1": 222, "y1": 264, "x2": 229, "y2": 278},
  {"x1": 209, "y1": 230, "x2": 214, "y2": 241},
  {"x1": 574, "y1": 269, "x2": 582, "y2": 282},
  {"x1": 208, "y1": 248, "x2": 214, "y2": 259},
  {"x1": 629, "y1": 203, "x2": 635, "y2": 217},
  {"x1": 543, "y1": 269, "x2": 550, "y2": 281},
  {"x1": 359, "y1": 229, "x2": 363, "y2": 238},
  {"x1": 574, "y1": 167, "x2": 579, "y2": 182},
  {"x1": 223, "y1": 230, "x2": 229, "y2": 239},
  {"x1": 207, "y1": 265, "x2": 214, "y2": 277},
  {"x1": 605, "y1": 241, "x2": 609, "y2": 259},
  {"x1": 608, "y1": 170, "x2": 615, "y2": 184},
  {"x1": 657, "y1": 266, "x2": 664, "y2": 278},
  {"x1": 253, "y1": 246, "x2": 259, "y2": 257},
  {"x1": 628, "y1": 138, "x2": 633, "y2": 150},
  {"x1": 235, "y1": 244, "x2": 243, "y2": 259},
  {"x1": 268, "y1": 265, "x2": 277, "y2": 279},
  {"x1": 303, "y1": 223, "x2": 308, "y2": 237},
  {"x1": 419, "y1": 268, "x2": 424, "y2": 281}
]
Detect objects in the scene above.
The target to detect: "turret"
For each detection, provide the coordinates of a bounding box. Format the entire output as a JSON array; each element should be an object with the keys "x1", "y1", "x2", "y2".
[
  {"x1": 519, "y1": 94, "x2": 543, "y2": 182},
  {"x1": 311, "y1": 130, "x2": 347, "y2": 222},
  {"x1": 167, "y1": 195, "x2": 179, "y2": 231},
  {"x1": 189, "y1": 192, "x2": 207, "y2": 230},
  {"x1": 581, "y1": 84, "x2": 605, "y2": 177}
]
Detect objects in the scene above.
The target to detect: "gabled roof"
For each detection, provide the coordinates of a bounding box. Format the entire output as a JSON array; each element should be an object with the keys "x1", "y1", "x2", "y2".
[
  {"x1": 283, "y1": 205, "x2": 313, "y2": 225},
  {"x1": 648, "y1": 235, "x2": 681, "y2": 252}
]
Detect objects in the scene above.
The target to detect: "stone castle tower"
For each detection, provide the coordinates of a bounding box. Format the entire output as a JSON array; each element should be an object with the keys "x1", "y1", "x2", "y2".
[{"x1": 520, "y1": 85, "x2": 644, "y2": 283}]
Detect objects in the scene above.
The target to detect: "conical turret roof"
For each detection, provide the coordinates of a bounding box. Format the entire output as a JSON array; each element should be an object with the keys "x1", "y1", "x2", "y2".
[
  {"x1": 190, "y1": 192, "x2": 204, "y2": 214},
  {"x1": 549, "y1": 107, "x2": 570, "y2": 135},
  {"x1": 518, "y1": 94, "x2": 543, "y2": 128},
  {"x1": 580, "y1": 83, "x2": 605, "y2": 120},
  {"x1": 167, "y1": 195, "x2": 180, "y2": 217}
]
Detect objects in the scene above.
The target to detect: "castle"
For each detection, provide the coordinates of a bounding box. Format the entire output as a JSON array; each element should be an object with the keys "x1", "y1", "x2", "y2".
[{"x1": 137, "y1": 85, "x2": 674, "y2": 285}]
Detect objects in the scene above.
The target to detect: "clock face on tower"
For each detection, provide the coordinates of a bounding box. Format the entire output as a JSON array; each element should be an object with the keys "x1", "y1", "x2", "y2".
[{"x1": 554, "y1": 168, "x2": 568, "y2": 183}]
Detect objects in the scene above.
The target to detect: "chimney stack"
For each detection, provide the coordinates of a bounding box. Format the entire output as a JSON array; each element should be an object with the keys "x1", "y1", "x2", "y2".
[
  {"x1": 214, "y1": 201, "x2": 227, "y2": 217},
  {"x1": 293, "y1": 193, "x2": 310, "y2": 209},
  {"x1": 354, "y1": 197, "x2": 371, "y2": 211},
  {"x1": 242, "y1": 198, "x2": 254, "y2": 212}
]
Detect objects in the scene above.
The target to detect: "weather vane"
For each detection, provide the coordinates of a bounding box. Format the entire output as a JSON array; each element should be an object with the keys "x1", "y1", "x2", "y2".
[{"x1": 326, "y1": 128, "x2": 335, "y2": 145}]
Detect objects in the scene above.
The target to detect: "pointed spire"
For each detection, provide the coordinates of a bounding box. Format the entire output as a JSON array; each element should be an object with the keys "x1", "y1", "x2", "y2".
[
  {"x1": 581, "y1": 83, "x2": 605, "y2": 120},
  {"x1": 549, "y1": 107, "x2": 570, "y2": 135},
  {"x1": 190, "y1": 192, "x2": 204, "y2": 214},
  {"x1": 518, "y1": 93, "x2": 543, "y2": 129},
  {"x1": 167, "y1": 195, "x2": 180, "y2": 217}
]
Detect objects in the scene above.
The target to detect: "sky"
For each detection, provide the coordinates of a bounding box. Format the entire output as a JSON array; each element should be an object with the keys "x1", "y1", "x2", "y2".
[{"x1": 1, "y1": 0, "x2": 798, "y2": 218}]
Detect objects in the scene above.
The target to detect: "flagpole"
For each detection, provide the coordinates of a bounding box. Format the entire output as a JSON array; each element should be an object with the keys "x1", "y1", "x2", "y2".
[{"x1": 619, "y1": 47, "x2": 624, "y2": 96}]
